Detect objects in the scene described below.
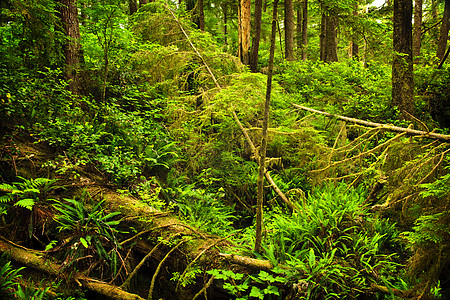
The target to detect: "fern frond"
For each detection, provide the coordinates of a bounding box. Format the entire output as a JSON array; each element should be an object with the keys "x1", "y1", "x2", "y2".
[{"x1": 14, "y1": 199, "x2": 35, "y2": 210}]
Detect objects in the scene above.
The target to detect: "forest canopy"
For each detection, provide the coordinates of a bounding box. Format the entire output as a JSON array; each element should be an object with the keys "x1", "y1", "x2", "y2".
[{"x1": 0, "y1": 0, "x2": 450, "y2": 299}]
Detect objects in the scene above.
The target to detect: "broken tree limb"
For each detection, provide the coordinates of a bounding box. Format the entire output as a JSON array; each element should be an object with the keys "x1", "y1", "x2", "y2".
[
  {"x1": 218, "y1": 253, "x2": 274, "y2": 270},
  {"x1": 0, "y1": 235, "x2": 144, "y2": 300},
  {"x1": 292, "y1": 104, "x2": 450, "y2": 141}
]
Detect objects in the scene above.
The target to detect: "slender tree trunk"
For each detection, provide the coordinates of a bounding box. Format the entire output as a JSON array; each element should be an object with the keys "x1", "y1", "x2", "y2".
[
  {"x1": 129, "y1": 0, "x2": 138, "y2": 14},
  {"x1": 57, "y1": 0, "x2": 84, "y2": 95},
  {"x1": 198, "y1": 0, "x2": 205, "y2": 30},
  {"x1": 413, "y1": 0, "x2": 422, "y2": 63},
  {"x1": 255, "y1": 0, "x2": 278, "y2": 254},
  {"x1": 350, "y1": 2, "x2": 359, "y2": 60},
  {"x1": 320, "y1": 13, "x2": 327, "y2": 61},
  {"x1": 284, "y1": 0, "x2": 294, "y2": 60},
  {"x1": 437, "y1": 0, "x2": 450, "y2": 61},
  {"x1": 239, "y1": 0, "x2": 251, "y2": 64},
  {"x1": 392, "y1": 0, "x2": 414, "y2": 118},
  {"x1": 223, "y1": 3, "x2": 228, "y2": 47},
  {"x1": 296, "y1": 1, "x2": 302, "y2": 50},
  {"x1": 250, "y1": 0, "x2": 263, "y2": 71},
  {"x1": 301, "y1": 0, "x2": 307, "y2": 60}
]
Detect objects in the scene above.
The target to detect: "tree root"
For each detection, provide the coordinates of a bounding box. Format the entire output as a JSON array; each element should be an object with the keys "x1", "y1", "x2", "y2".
[{"x1": 0, "y1": 235, "x2": 144, "y2": 300}]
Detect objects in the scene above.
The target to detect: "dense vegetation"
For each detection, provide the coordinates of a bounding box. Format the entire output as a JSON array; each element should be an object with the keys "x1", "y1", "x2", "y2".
[{"x1": 0, "y1": 0, "x2": 449, "y2": 299}]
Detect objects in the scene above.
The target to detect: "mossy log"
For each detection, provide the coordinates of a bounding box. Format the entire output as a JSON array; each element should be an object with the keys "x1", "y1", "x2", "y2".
[{"x1": 0, "y1": 236, "x2": 144, "y2": 300}]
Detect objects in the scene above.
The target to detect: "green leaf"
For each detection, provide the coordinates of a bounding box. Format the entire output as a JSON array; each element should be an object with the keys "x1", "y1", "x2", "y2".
[
  {"x1": 80, "y1": 237, "x2": 89, "y2": 248},
  {"x1": 249, "y1": 286, "x2": 264, "y2": 300},
  {"x1": 14, "y1": 198, "x2": 35, "y2": 210}
]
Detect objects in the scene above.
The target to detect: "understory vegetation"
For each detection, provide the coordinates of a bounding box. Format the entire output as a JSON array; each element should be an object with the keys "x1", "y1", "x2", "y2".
[{"x1": 1, "y1": 0, "x2": 450, "y2": 299}]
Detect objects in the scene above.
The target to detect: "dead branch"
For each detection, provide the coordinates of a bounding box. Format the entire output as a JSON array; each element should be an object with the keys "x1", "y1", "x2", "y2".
[
  {"x1": 370, "y1": 283, "x2": 416, "y2": 299},
  {"x1": 0, "y1": 236, "x2": 144, "y2": 300},
  {"x1": 192, "y1": 275, "x2": 215, "y2": 300},
  {"x1": 218, "y1": 253, "x2": 274, "y2": 270},
  {"x1": 148, "y1": 238, "x2": 186, "y2": 300},
  {"x1": 293, "y1": 104, "x2": 450, "y2": 141}
]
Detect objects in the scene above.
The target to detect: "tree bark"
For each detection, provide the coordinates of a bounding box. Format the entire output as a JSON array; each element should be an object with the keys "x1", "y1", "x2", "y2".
[
  {"x1": 301, "y1": 0, "x2": 307, "y2": 60},
  {"x1": 413, "y1": 0, "x2": 422, "y2": 63},
  {"x1": 57, "y1": 0, "x2": 84, "y2": 95},
  {"x1": 392, "y1": 0, "x2": 414, "y2": 118},
  {"x1": 250, "y1": 0, "x2": 263, "y2": 71},
  {"x1": 320, "y1": 13, "x2": 327, "y2": 61},
  {"x1": 296, "y1": 1, "x2": 302, "y2": 50},
  {"x1": 350, "y1": 2, "x2": 359, "y2": 60},
  {"x1": 325, "y1": 14, "x2": 338, "y2": 62},
  {"x1": 284, "y1": 0, "x2": 294, "y2": 60},
  {"x1": 239, "y1": 0, "x2": 251, "y2": 64},
  {"x1": 437, "y1": 0, "x2": 450, "y2": 61},
  {"x1": 255, "y1": 0, "x2": 278, "y2": 253},
  {"x1": 129, "y1": 0, "x2": 138, "y2": 14}
]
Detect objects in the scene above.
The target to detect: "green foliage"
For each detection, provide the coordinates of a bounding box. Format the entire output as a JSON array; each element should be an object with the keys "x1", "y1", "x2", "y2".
[
  {"x1": 53, "y1": 194, "x2": 121, "y2": 275},
  {"x1": 173, "y1": 185, "x2": 237, "y2": 235},
  {"x1": 0, "y1": 177, "x2": 58, "y2": 213},
  {"x1": 276, "y1": 60, "x2": 395, "y2": 122},
  {"x1": 0, "y1": 256, "x2": 23, "y2": 298}
]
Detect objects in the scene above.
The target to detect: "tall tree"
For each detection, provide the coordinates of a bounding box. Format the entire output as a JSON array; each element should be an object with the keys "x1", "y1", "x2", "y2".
[
  {"x1": 301, "y1": 0, "x2": 308, "y2": 60},
  {"x1": 129, "y1": 0, "x2": 138, "y2": 15},
  {"x1": 250, "y1": 0, "x2": 263, "y2": 71},
  {"x1": 57, "y1": 0, "x2": 84, "y2": 94},
  {"x1": 186, "y1": 0, "x2": 204, "y2": 30},
  {"x1": 413, "y1": 0, "x2": 423, "y2": 63},
  {"x1": 239, "y1": 0, "x2": 251, "y2": 64},
  {"x1": 255, "y1": 0, "x2": 278, "y2": 254},
  {"x1": 320, "y1": 12, "x2": 338, "y2": 62},
  {"x1": 284, "y1": 0, "x2": 294, "y2": 60},
  {"x1": 392, "y1": 0, "x2": 414, "y2": 118},
  {"x1": 437, "y1": 0, "x2": 450, "y2": 61},
  {"x1": 297, "y1": 1, "x2": 302, "y2": 50},
  {"x1": 349, "y1": 2, "x2": 359, "y2": 60}
]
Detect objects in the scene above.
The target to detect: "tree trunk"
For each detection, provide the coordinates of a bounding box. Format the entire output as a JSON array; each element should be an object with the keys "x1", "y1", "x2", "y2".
[
  {"x1": 223, "y1": 3, "x2": 228, "y2": 47},
  {"x1": 320, "y1": 13, "x2": 327, "y2": 61},
  {"x1": 198, "y1": 0, "x2": 205, "y2": 30},
  {"x1": 325, "y1": 14, "x2": 338, "y2": 62},
  {"x1": 437, "y1": 0, "x2": 450, "y2": 61},
  {"x1": 284, "y1": 0, "x2": 294, "y2": 60},
  {"x1": 301, "y1": 0, "x2": 307, "y2": 60},
  {"x1": 129, "y1": 0, "x2": 138, "y2": 14},
  {"x1": 57, "y1": 0, "x2": 84, "y2": 95},
  {"x1": 349, "y1": 2, "x2": 359, "y2": 60},
  {"x1": 239, "y1": 0, "x2": 251, "y2": 65},
  {"x1": 296, "y1": 1, "x2": 302, "y2": 50},
  {"x1": 250, "y1": 0, "x2": 263, "y2": 71},
  {"x1": 392, "y1": 0, "x2": 414, "y2": 118},
  {"x1": 255, "y1": 0, "x2": 278, "y2": 254},
  {"x1": 413, "y1": 0, "x2": 422, "y2": 63}
]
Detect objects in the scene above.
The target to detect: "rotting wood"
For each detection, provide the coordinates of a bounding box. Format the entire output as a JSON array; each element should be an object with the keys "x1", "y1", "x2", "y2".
[
  {"x1": 0, "y1": 236, "x2": 144, "y2": 300},
  {"x1": 218, "y1": 253, "x2": 274, "y2": 270},
  {"x1": 293, "y1": 103, "x2": 450, "y2": 141},
  {"x1": 370, "y1": 283, "x2": 417, "y2": 299}
]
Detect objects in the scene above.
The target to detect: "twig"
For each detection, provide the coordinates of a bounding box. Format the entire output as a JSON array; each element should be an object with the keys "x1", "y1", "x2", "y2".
[
  {"x1": 148, "y1": 238, "x2": 186, "y2": 300},
  {"x1": 311, "y1": 132, "x2": 406, "y2": 174},
  {"x1": 192, "y1": 275, "x2": 215, "y2": 300},
  {"x1": 175, "y1": 235, "x2": 233, "y2": 292}
]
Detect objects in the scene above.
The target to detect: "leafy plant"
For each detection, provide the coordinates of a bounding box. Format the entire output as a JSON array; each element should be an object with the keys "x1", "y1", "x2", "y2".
[
  {"x1": 53, "y1": 195, "x2": 122, "y2": 276},
  {"x1": 0, "y1": 177, "x2": 58, "y2": 212},
  {"x1": 0, "y1": 257, "x2": 23, "y2": 298}
]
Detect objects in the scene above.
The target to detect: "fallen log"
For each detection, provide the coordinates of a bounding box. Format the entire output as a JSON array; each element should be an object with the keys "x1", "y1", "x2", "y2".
[
  {"x1": 0, "y1": 235, "x2": 144, "y2": 300},
  {"x1": 292, "y1": 103, "x2": 450, "y2": 141}
]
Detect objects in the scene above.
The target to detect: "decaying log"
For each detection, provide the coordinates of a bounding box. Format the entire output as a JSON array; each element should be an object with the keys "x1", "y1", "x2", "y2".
[
  {"x1": 0, "y1": 236, "x2": 144, "y2": 300},
  {"x1": 370, "y1": 283, "x2": 417, "y2": 299},
  {"x1": 293, "y1": 103, "x2": 450, "y2": 141}
]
